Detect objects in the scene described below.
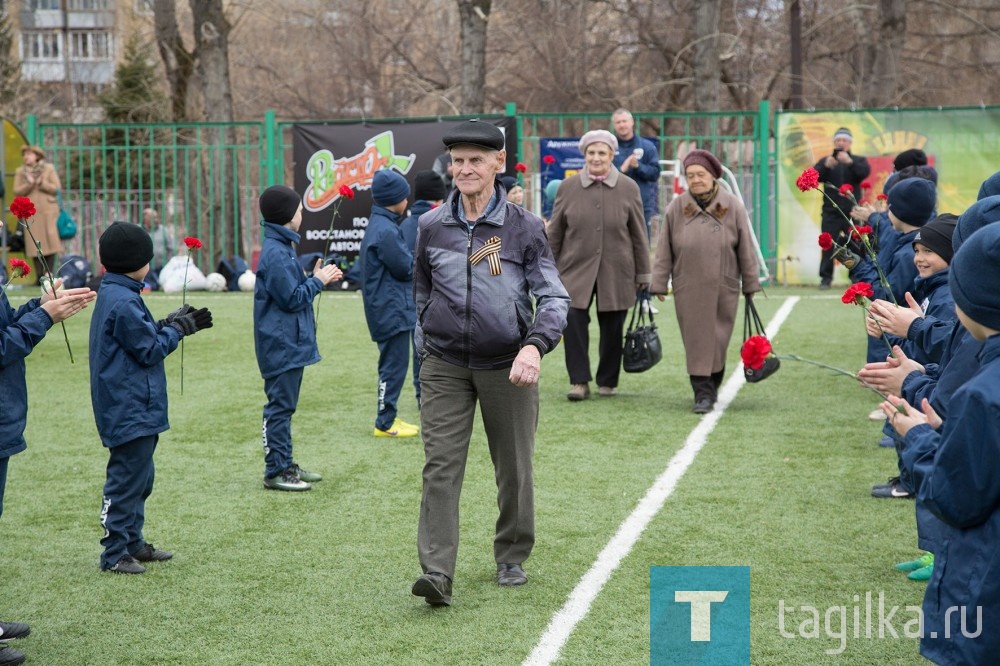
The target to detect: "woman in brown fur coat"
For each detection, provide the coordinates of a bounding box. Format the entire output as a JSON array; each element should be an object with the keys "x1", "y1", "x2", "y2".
[{"x1": 13, "y1": 145, "x2": 64, "y2": 280}]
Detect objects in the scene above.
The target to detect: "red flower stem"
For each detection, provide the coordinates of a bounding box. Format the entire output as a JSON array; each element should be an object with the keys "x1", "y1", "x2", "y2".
[
  {"x1": 315, "y1": 200, "x2": 343, "y2": 332},
  {"x1": 778, "y1": 354, "x2": 905, "y2": 411},
  {"x1": 818, "y1": 188, "x2": 898, "y2": 307},
  {"x1": 181, "y1": 256, "x2": 189, "y2": 394},
  {"x1": 23, "y1": 222, "x2": 74, "y2": 363}
]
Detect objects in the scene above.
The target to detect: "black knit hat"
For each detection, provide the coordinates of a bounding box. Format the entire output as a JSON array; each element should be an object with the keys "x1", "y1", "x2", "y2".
[
  {"x1": 912, "y1": 213, "x2": 958, "y2": 265},
  {"x1": 372, "y1": 170, "x2": 410, "y2": 207},
  {"x1": 893, "y1": 149, "x2": 928, "y2": 172},
  {"x1": 413, "y1": 170, "x2": 446, "y2": 201},
  {"x1": 442, "y1": 120, "x2": 506, "y2": 151},
  {"x1": 888, "y1": 178, "x2": 936, "y2": 227},
  {"x1": 99, "y1": 221, "x2": 154, "y2": 274},
  {"x1": 259, "y1": 185, "x2": 301, "y2": 225}
]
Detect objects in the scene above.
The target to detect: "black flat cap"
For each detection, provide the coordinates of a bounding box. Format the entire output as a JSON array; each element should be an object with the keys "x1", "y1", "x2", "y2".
[{"x1": 442, "y1": 120, "x2": 506, "y2": 151}]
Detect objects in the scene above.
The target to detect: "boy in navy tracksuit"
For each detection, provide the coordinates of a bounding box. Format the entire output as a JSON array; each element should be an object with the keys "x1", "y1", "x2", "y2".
[
  {"x1": 1, "y1": 215, "x2": 95, "y2": 663},
  {"x1": 883, "y1": 222, "x2": 1000, "y2": 665},
  {"x1": 361, "y1": 170, "x2": 419, "y2": 437},
  {"x1": 254, "y1": 186, "x2": 342, "y2": 491},
  {"x1": 91, "y1": 222, "x2": 213, "y2": 573}
]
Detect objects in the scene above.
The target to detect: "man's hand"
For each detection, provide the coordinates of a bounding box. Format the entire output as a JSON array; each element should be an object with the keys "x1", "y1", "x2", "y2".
[
  {"x1": 313, "y1": 259, "x2": 343, "y2": 286},
  {"x1": 509, "y1": 345, "x2": 541, "y2": 387},
  {"x1": 836, "y1": 151, "x2": 853, "y2": 165}
]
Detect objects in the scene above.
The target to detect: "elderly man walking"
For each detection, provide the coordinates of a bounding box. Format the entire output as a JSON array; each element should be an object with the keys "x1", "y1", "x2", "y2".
[{"x1": 410, "y1": 120, "x2": 569, "y2": 606}]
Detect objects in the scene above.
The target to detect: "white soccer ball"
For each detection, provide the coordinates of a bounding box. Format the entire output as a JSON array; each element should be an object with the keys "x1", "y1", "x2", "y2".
[
  {"x1": 205, "y1": 272, "x2": 227, "y2": 292},
  {"x1": 237, "y1": 270, "x2": 256, "y2": 292}
]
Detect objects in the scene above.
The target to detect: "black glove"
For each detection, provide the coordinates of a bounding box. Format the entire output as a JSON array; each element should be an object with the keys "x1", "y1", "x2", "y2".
[
  {"x1": 833, "y1": 246, "x2": 863, "y2": 270},
  {"x1": 157, "y1": 303, "x2": 194, "y2": 328},
  {"x1": 168, "y1": 307, "x2": 213, "y2": 337}
]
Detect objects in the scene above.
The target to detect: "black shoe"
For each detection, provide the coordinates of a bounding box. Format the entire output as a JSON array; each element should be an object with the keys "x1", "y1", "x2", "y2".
[
  {"x1": 0, "y1": 645, "x2": 25, "y2": 666},
  {"x1": 103, "y1": 555, "x2": 146, "y2": 574},
  {"x1": 818, "y1": 281, "x2": 831, "y2": 291},
  {"x1": 132, "y1": 544, "x2": 173, "y2": 562},
  {"x1": 497, "y1": 563, "x2": 527, "y2": 587},
  {"x1": 692, "y1": 398, "x2": 714, "y2": 414},
  {"x1": 0, "y1": 623, "x2": 29, "y2": 641},
  {"x1": 871, "y1": 477, "x2": 913, "y2": 499},
  {"x1": 411, "y1": 572, "x2": 452, "y2": 606}
]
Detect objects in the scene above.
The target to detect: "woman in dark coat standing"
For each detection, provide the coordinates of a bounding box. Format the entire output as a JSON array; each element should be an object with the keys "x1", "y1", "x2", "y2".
[
  {"x1": 548, "y1": 130, "x2": 651, "y2": 401},
  {"x1": 651, "y1": 149, "x2": 761, "y2": 413}
]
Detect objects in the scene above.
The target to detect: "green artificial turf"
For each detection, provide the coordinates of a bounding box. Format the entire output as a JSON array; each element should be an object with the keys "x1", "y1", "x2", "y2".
[{"x1": 1, "y1": 287, "x2": 927, "y2": 664}]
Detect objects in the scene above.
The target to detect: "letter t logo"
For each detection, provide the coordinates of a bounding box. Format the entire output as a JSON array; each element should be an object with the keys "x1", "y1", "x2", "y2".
[{"x1": 674, "y1": 591, "x2": 729, "y2": 641}]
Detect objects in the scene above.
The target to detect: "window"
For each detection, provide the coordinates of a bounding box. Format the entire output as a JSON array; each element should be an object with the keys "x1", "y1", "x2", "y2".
[
  {"x1": 28, "y1": 0, "x2": 60, "y2": 10},
  {"x1": 70, "y1": 31, "x2": 113, "y2": 59},
  {"x1": 135, "y1": 0, "x2": 154, "y2": 15},
  {"x1": 68, "y1": 0, "x2": 111, "y2": 9},
  {"x1": 22, "y1": 31, "x2": 62, "y2": 61}
]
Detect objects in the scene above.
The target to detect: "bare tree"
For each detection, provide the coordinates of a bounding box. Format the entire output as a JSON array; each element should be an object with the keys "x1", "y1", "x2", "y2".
[
  {"x1": 457, "y1": 0, "x2": 491, "y2": 113},
  {"x1": 153, "y1": 0, "x2": 195, "y2": 121}
]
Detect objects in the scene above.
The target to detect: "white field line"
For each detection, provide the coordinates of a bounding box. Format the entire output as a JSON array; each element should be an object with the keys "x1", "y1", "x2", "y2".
[{"x1": 523, "y1": 296, "x2": 801, "y2": 666}]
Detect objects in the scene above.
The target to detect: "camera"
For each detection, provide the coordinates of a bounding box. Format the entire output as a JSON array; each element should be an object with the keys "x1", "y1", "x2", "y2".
[{"x1": 832, "y1": 148, "x2": 845, "y2": 157}]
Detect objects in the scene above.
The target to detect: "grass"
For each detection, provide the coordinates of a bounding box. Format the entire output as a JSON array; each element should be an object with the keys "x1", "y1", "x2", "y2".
[{"x1": 2, "y1": 286, "x2": 926, "y2": 664}]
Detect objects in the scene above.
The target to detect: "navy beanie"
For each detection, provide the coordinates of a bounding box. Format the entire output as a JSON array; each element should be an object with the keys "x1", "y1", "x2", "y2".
[
  {"x1": 887, "y1": 178, "x2": 936, "y2": 227},
  {"x1": 950, "y1": 223, "x2": 1000, "y2": 331},
  {"x1": 372, "y1": 170, "x2": 410, "y2": 206},
  {"x1": 259, "y1": 185, "x2": 301, "y2": 225},
  {"x1": 954, "y1": 195, "x2": 1000, "y2": 253},
  {"x1": 912, "y1": 214, "x2": 958, "y2": 265},
  {"x1": 99, "y1": 221, "x2": 154, "y2": 273},
  {"x1": 977, "y1": 171, "x2": 1000, "y2": 201},
  {"x1": 413, "y1": 170, "x2": 446, "y2": 201}
]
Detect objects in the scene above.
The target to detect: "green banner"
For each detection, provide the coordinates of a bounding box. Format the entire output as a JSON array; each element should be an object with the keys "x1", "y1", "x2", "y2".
[{"x1": 776, "y1": 108, "x2": 1000, "y2": 285}]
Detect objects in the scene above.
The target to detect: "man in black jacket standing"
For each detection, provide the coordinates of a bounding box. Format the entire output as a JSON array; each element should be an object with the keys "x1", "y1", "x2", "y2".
[{"x1": 815, "y1": 127, "x2": 870, "y2": 289}]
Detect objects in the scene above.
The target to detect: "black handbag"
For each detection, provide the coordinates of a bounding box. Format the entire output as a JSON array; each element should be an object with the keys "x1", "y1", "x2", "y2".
[
  {"x1": 623, "y1": 290, "x2": 663, "y2": 373},
  {"x1": 742, "y1": 295, "x2": 780, "y2": 383}
]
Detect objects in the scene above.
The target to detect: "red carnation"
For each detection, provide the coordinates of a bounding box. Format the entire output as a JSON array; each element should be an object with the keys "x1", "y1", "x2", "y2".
[
  {"x1": 877, "y1": 193, "x2": 888, "y2": 202},
  {"x1": 9, "y1": 196, "x2": 36, "y2": 220},
  {"x1": 796, "y1": 168, "x2": 820, "y2": 192},
  {"x1": 741, "y1": 335, "x2": 773, "y2": 371},
  {"x1": 818, "y1": 232, "x2": 835, "y2": 251},
  {"x1": 859, "y1": 199, "x2": 870, "y2": 206},
  {"x1": 842, "y1": 282, "x2": 874, "y2": 305},
  {"x1": 339, "y1": 184, "x2": 355, "y2": 199},
  {"x1": 183, "y1": 236, "x2": 203, "y2": 250},
  {"x1": 861, "y1": 180, "x2": 872, "y2": 190},
  {"x1": 9, "y1": 258, "x2": 31, "y2": 278},
  {"x1": 543, "y1": 155, "x2": 556, "y2": 165},
  {"x1": 850, "y1": 225, "x2": 873, "y2": 240},
  {"x1": 515, "y1": 162, "x2": 527, "y2": 173},
  {"x1": 838, "y1": 183, "x2": 854, "y2": 197}
]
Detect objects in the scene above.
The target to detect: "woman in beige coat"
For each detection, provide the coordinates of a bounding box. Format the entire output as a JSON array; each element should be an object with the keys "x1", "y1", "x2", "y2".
[
  {"x1": 651, "y1": 149, "x2": 760, "y2": 413},
  {"x1": 13, "y1": 145, "x2": 63, "y2": 280},
  {"x1": 548, "y1": 130, "x2": 651, "y2": 401}
]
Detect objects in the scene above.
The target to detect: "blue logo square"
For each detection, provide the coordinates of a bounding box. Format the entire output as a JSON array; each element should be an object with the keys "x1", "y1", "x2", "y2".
[{"x1": 650, "y1": 566, "x2": 750, "y2": 665}]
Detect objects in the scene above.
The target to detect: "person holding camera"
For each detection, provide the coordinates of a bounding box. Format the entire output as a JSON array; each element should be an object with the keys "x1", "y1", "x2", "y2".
[{"x1": 814, "y1": 127, "x2": 871, "y2": 289}]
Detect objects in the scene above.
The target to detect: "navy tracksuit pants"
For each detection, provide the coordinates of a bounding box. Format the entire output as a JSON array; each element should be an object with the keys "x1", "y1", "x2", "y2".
[
  {"x1": 263, "y1": 367, "x2": 304, "y2": 478},
  {"x1": 100, "y1": 434, "x2": 157, "y2": 569},
  {"x1": 376, "y1": 331, "x2": 410, "y2": 431}
]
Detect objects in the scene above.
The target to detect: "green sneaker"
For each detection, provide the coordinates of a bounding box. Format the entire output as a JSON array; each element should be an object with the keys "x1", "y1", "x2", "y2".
[
  {"x1": 895, "y1": 552, "x2": 933, "y2": 572},
  {"x1": 908, "y1": 564, "x2": 934, "y2": 581},
  {"x1": 288, "y1": 463, "x2": 322, "y2": 483}
]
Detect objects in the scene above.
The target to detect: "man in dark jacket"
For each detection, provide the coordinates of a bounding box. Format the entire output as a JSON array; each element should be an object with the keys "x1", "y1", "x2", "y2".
[
  {"x1": 815, "y1": 127, "x2": 871, "y2": 289},
  {"x1": 410, "y1": 120, "x2": 569, "y2": 607},
  {"x1": 360, "y1": 169, "x2": 419, "y2": 437},
  {"x1": 401, "y1": 170, "x2": 446, "y2": 406},
  {"x1": 254, "y1": 186, "x2": 341, "y2": 491},
  {"x1": 612, "y1": 108, "x2": 661, "y2": 242}
]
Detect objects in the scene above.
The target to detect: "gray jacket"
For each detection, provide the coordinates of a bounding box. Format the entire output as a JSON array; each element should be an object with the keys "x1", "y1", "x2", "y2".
[{"x1": 414, "y1": 182, "x2": 569, "y2": 370}]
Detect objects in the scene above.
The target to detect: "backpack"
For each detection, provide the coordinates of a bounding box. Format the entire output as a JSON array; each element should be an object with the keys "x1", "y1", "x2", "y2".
[
  {"x1": 217, "y1": 255, "x2": 250, "y2": 291},
  {"x1": 57, "y1": 254, "x2": 92, "y2": 289}
]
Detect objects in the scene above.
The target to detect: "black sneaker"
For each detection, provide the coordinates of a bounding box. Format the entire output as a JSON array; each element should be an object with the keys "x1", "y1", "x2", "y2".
[
  {"x1": 287, "y1": 463, "x2": 322, "y2": 483},
  {"x1": 0, "y1": 623, "x2": 29, "y2": 641},
  {"x1": 104, "y1": 555, "x2": 146, "y2": 574},
  {"x1": 0, "y1": 645, "x2": 25, "y2": 666},
  {"x1": 132, "y1": 544, "x2": 173, "y2": 562},
  {"x1": 871, "y1": 477, "x2": 913, "y2": 499},
  {"x1": 263, "y1": 469, "x2": 311, "y2": 492}
]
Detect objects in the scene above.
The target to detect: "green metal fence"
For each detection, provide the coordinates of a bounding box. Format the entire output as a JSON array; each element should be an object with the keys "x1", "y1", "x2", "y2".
[{"x1": 22, "y1": 103, "x2": 773, "y2": 275}]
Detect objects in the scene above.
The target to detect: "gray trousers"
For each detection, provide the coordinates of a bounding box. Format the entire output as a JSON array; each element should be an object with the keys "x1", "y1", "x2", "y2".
[{"x1": 417, "y1": 355, "x2": 538, "y2": 579}]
